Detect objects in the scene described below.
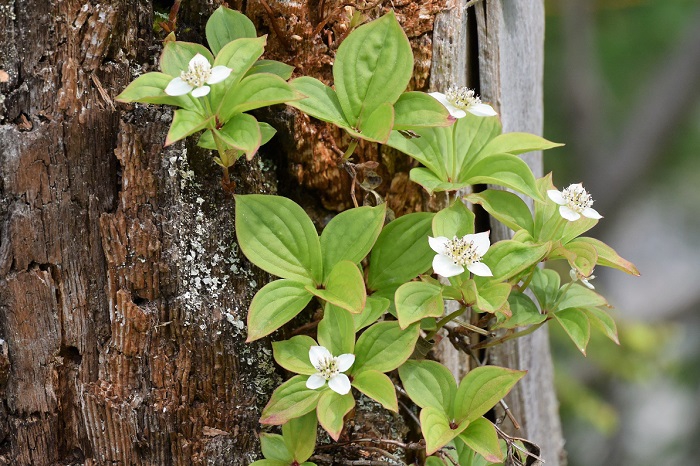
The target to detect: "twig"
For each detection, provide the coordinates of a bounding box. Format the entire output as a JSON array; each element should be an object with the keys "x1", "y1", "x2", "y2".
[{"x1": 492, "y1": 423, "x2": 545, "y2": 464}]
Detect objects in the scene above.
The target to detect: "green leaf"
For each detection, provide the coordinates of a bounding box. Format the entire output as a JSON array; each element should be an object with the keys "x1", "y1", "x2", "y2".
[
  {"x1": 160, "y1": 41, "x2": 213, "y2": 77},
  {"x1": 199, "y1": 121, "x2": 275, "y2": 152},
  {"x1": 283, "y1": 411, "x2": 318, "y2": 463},
  {"x1": 307, "y1": 261, "x2": 366, "y2": 314},
  {"x1": 250, "y1": 460, "x2": 288, "y2": 466},
  {"x1": 235, "y1": 194, "x2": 322, "y2": 285},
  {"x1": 352, "y1": 370, "x2": 398, "y2": 412},
  {"x1": 474, "y1": 282, "x2": 512, "y2": 314},
  {"x1": 206, "y1": 6, "x2": 256, "y2": 55},
  {"x1": 496, "y1": 291, "x2": 545, "y2": 329},
  {"x1": 115, "y1": 72, "x2": 193, "y2": 108},
  {"x1": 462, "y1": 153, "x2": 543, "y2": 202},
  {"x1": 466, "y1": 190, "x2": 534, "y2": 234},
  {"x1": 317, "y1": 304, "x2": 355, "y2": 355},
  {"x1": 395, "y1": 281, "x2": 444, "y2": 329},
  {"x1": 367, "y1": 212, "x2": 435, "y2": 291},
  {"x1": 248, "y1": 59, "x2": 295, "y2": 80},
  {"x1": 214, "y1": 113, "x2": 262, "y2": 159},
  {"x1": 260, "y1": 375, "x2": 320, "y2": 425},
  {"x1": 453, "y1": 114, "x2": 502, "y2": 171},
  {"x1": 453, "y1": 366, "x2": 526, "y2": 424},
  {"x1": 481, "y1": 241, "x2": 550, "y2": 282},
  {"x1": 529, "y1": 268, "x2": 560, "y2": 311},
  {"x1": 353, "y1": 322, "x2": 419, "y2": 373},
  {"x1": 334, "y1": 11, "x2": 413, "y2": 127},
  {"x1": 165, "y1": 109, "x2": 213, "y2": 146},
  {"x1": 316, "y1": 390, "x2": 354, "y2": 441},
  {"x1": 260, "y1": 433, "x2": 293, "y2": 462},
  {"x1": 386, "y1": 126, "x2": 450, "y2": 179},
  {"x1": 550, "y1": 240, "x2": 598, "y2": 277},
  {"x1": 575, "y1": 237, "x2": 640, "y2": 276},
  {"x1": 273, "y1": 335, "x2": 317, "y2": 375},
  {"x1": 356, "y1": 101, "x2": 394, "y2": 143},
  {"x1": 288, "y1": 77, "x2": 349, "y2": 128},
  {"x1": 320, "y1": 205, "x2": 386, "y2": 277},
  {"x1": 420, "y1": 406, "x2": 469, "y2": 455},
  {"x1": 410, "y1": 168, "x2": 470, "y2": 195},
  {"x1": 584, "y1": 306, "x2": 619, "y2": 344},
  {"x1": 392, "y1": 91, "x2": 452, "y2": 130},
  {"x1": 556, "y1": 284, "x2": 608, "y2": 310},
  {"x1": 432, "y1": 200, "x2": 475, "y2": 238},
  {"x1": 554, "y1": 308, "x2": 591, "y2": 355},
  {"x1": 213, "y1": 36, "x2": 266, "y2": 87},
  {"x1": 247, "y1": 280, "x2": 313, "y2": 342},
  {"x1": 219, "y1": 73, "x2": 302, "y2": 121},
  {"x1": 479, "y1": 132, "x2": 563, "y2": 158},
  {"x1": 353, "y1": 295, "x2": 390, "y2": 331},
  {"x1": 458, "y1": 417, "x2": 504, "y2": 463},
  {"x1": 425, "y1": 457, "x2": 447, "y2": 466},
  {"x1": 398, "y1": 359, "x2": 457, "y2": 412}
]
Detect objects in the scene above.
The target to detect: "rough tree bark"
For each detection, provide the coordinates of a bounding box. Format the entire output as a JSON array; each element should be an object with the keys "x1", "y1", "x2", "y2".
[{"x1": 0, "y1": 0, "x2": 563, "y2": 465}]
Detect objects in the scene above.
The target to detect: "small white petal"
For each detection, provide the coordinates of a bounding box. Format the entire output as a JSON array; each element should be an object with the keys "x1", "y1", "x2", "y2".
[
  {"x1": 468, "y1": 231, "x2": 491, "y2": 256},
  {"x1": 429, "y1": 92, "x2": 467, "y2": 118},
  {"x1": 582, "y1": 207, "x2": 602, "y2": 220},
  {"x1": 336, "y1": 354, "x2": 355, "y2": 372},
  {"x1": 433, "y1": 254, "x2": 465, "y2": 278},
  {"x1": 467, "y1": 261, "x2": 493, "y2": 277},
  {"x1": 559, "y1": 205, "x2": 581, "y2": 221},
  {"x1": 328, "y1": 373, "x2": 351, "y2": 395},
  {"x1": 428, "y1": 236, "x2": 450, "y2": 255},
  {"x1": 581, "y1": 278, "x2": 595, "y2": 290},
  {"x1": 191, "y1": 85, "x2": 211, "y2": 98},
  {"x1": 467, "y1": 103, "x2": 498, "y2": 117},
  {"x1": 547, "y1": 190, "x2": 566, "y2": 205},
  {"x1": 189, "y1": 53, "x2": 210, "y2": 68},
  {"x1": 164, "y1": 77, "x2": 193, "y2": 96},
  {"x1": 309, "y1": 346, "x2": 332, "y2": 370},
  {"x1": 306, "y1": 374, "x2": 326, "y2": 390},
  {"x1": 207, "y1": 66, "x2": 232, "y2": 84}
]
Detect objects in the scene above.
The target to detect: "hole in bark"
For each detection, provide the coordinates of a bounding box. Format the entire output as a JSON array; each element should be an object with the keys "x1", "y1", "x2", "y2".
[
  {"x1": 472, "y1": 184, "x2": 491, "y2": 233},
  {"x1": 59, "y1": 346, "x2": 82, "y2": 366},
  {"x1": 153, "y1": 0, "x2": 175, "y2": 11},
  {"x1": 133, "y1": 297, "x2": 148, "y2": 306}
]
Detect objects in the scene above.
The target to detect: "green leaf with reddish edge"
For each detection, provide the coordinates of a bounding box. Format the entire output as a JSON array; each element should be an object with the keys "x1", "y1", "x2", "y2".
[
  {"x1": 353, "y1": 322, "x2": 419, "y2": 373},
  {"x1": 421, "y1": 407, "x2": 470, "y2": 455},
  {"x1": 353, "y1": 295, "x2": 389, "y2": 331},
  {"x1": 462, "y1": 153, "x2": 543, "y2": 202},
  {"x1": 199, "y1": 121, "x2": 275, "y2": 151},
  {"x1": 432, "y1": 200, "x2": 475, "y2": 238},
  {"x1": 554, "y1": 308, "x2": 591, "y2": 355},
  {"x1": 386, "y1": 126, "x2": 451, "y2": 179},
  {"x1": 320, "y1": 204, "x2": 386, "y2": 278},
  {"x1": 395, "y1": 281, "x2": 444, "y2": 329},
  {"x1": 235, "y1": 194, "x2": 322, "y2": 285},
  {"x1": 260, "y1": 433, "x2": 293, "y2": 462},
  {"x1": 250, "y1": 460, "x2": 288, "y2": 466},
  {"x1": 334, "y1": 11, "x2": 412, "y2": 127},
  {"x1": 355, "y1": 101, "x2": 394, "y2": 143},
  {"x1": 260, "y1": 375, "x2": 320, "y2": 425},
  {"x1": 307, "y1": 261, "x2": 366, "y2": 314},
  {"x1": 213, "y1": 112, "x2": 262, "y2": 159},
  {"x1": 316, "y1": 390, "x2": 354, "y2": 441},
  {"x1": 115, "y1": 72, "x2": 195, "y2": 109},
  {"x1": 583, "y1": 306, "x2": 619, "y2": 344},
  {"x1": 481, "y1": 241, "x2": 550, "y2": 282},
  {"x1": 453, "y1": 366, "x2": 526, "y2": 424},
  {"x1": 550, "y1": 240, "x2": 598, "y2": 277},
  {"x1": 317, "y1": 304, "x2": 355, "y2": 355},
  {"x1": 410, "y1": 168, "x2": 471, "y2": 195},
  {"x1": 557, "y1": 283, "x2": 608, "y2": 310},
  {"x1": 479, "y1": 132, "x2": 563, "y2": 158},
  {"x1": 474, "y1": 282, "x2": 512, "y2": 314},
  {"x1": 576, "y1": 237, "x2": 640, "y2": 276},
  {"x1": 367, "y1": 212, "x2": 435, "y2": 291},
  {"x1": 160, "y1": 41, "x2": 214, "y2": 77},
  {"x1": 288, "y1": 77, "x2": 349, "y2": 128},
  {"x1": 210, "y1": 36, "x2": 267, "y2": 105},
  {"x1": 220, "y1": 73, "x2": 303, "y2": 121},
  {"x1": 351, "y1": 370, "x2": 398, "y2": 412},
  {"x1": 398, "y1": 359, "x2": 457, "y2": 412},
  {"x1": 533, "y1": 173, "x2": 559, "y2": 238},
  {"x1": 454, "y1": 442, "x2": 496, "y2": 466},
  {"x1": 529, "y1": 268, "x2": 560, "y2": 310},
  {"x1": 458, "y1": 417, "x2": 504, "y2": 463},
  {"x1": 205, "y1": 6, "x2": 256, "y2": 55},
  {"x1": 495, "y1": 291, "x2": 545, "y2": 329},
  {"x1": 248, "y1": 59, "x2": 295, "y2": 80},
  {"x1": 283, "y1": 411, "x2": 318, "y2": 463},
  {"x1": 466, "y1": 189, "x2": 534, "y2": 234},
  {"x1": 165, "y1": 109, "x2": 213, "y2": 146},
  {"x1": 393, "y1": 91, "x2": 452, "y2": 130},
  {"x1": 560, "y1": 215, "x2": 599, "y2": 244},
  {"x1": 246, "y1": 280, "x2": 313, "y2": 342},
  {"x1": 453, "y1": 114, "x2": 503, "y2": 171},
  {"x1": 273, "y1": 335, "x2": 317, "y2": 375}
]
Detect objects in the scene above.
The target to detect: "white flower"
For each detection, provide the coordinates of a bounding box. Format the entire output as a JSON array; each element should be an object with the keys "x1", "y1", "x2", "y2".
[
  {"x1": 306, "y1": 346, "x2": 355, "y2": 395},
  {"x1": 429, "y1": 232, "x2": 493, "y2": 278},
  {"x1": 429, "y1": 86, "x2": 497, "y2": 118},
  {"x1": 570, "y1": 268, "x2": 595, "y2": 289},
  {"x1": 547, "y1": 183, "x2": 602, "y2": 222},
  {"x1": 164, "y1": 53, "x2": 232, "y2": 98}
]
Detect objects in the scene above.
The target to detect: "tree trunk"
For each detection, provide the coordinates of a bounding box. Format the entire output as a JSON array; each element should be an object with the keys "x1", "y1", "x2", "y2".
[{"x1": 0, "y1": 1, "x2": 563, "y2": 465}]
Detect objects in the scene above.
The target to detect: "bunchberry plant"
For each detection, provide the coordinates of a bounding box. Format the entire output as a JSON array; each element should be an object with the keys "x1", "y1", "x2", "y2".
[{"x1": 118, "y1": 6, "x2": 639, "y2": 466}]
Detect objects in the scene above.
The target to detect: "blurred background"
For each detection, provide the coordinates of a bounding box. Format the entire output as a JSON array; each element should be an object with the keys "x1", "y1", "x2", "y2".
[{"x1": 542, "y1": 0, "x2": 700, "y2": 465}]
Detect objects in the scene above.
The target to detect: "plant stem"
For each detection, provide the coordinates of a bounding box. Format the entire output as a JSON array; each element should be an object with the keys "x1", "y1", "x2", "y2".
[
  {"x1": 425, "y1": 306, "x2": 466, "y2": 341},
  {"x1": 342, "y1": 139, "x2": 359, "y2": 161},
  {"x1": 549, "y1": 280, "x2": 575, "y2": 311},
  {"x1": 471, "y1": 321, "x2": 547, "y2": 350},
  {"x1": 516, "y1": 264, "x2": 538, "y2": 292},
  {"x1": 212, "y1": 131, "x2": 231, "y2": 184}
]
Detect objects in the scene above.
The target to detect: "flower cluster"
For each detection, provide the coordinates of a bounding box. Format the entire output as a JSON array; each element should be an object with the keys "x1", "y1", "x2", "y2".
[
  {"x1": 165, "y1": 54, "x2": 232, "y2": 98},
  {"x1": 305, "y1": 346, "x2": 354, "y2": 395},
  {"x1": 548, "y1": 183, "x2": 602, "y2": 221},
  {"x1": 430, "y1": 86, "x2": 497, "y2": 118},
  {"x1": 429, "y1": 232, "x2": 492, "y2": 278}
]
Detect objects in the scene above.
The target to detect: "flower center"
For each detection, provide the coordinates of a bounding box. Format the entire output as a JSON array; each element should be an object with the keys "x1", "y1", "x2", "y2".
[
  {"x1": 445, "y1": 236, "x2": 482, "y2": 267},
  {"x1": 562, "y1": 184, "x2": 594, "y2": 213},
  {"x1": 317, "y1": 356, "x2": 340, "y2": 380},
  {"x1": 445, "y1": 86, "x2": 482, "y2": 110},
  {"x1": 181, "y1": 61, "x2": 212, "y2": 88}
]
